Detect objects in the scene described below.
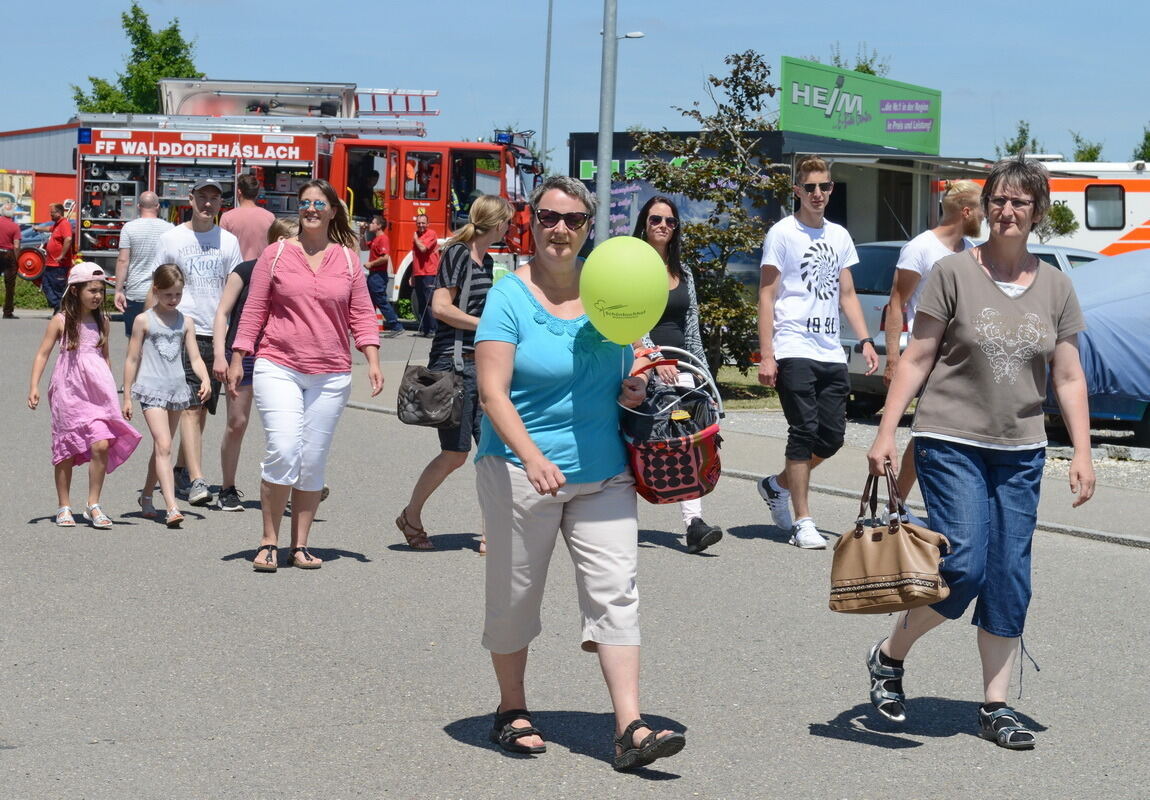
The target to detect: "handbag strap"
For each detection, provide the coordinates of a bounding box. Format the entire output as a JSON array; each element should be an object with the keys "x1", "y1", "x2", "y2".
[
  {"x1": 404, "y1": 245, "x2": 474, "y2": 373},
  {"x1": 452, "y1": 248, "x2": 474, "y2": 372}
]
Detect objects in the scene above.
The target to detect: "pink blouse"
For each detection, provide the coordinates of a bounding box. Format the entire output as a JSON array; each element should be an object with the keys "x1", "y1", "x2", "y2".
[{"x1": 233, "y1": 241, "x2": 380, "y2": 374}]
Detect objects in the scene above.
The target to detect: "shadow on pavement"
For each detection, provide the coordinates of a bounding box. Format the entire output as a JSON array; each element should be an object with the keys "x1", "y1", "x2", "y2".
[
  {"x1": 444, "y1": 710, "x2": 686, "y2": 779},
  {"x1": 384, "y1": 531, "x2": 483, "y2": 553},
  {"x1": 808, "y1": 698, "x2": 1046, "y2": 749},
  {"x1": 219, "y1": 545, "x2": 372, "y2": 564},
  {"x1": 726, "y1": 523, "x2": 792, "y2": 545}
]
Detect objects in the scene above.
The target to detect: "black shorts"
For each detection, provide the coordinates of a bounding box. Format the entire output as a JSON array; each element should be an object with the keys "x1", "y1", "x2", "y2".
[
  {"x1": 184, "y1": 335, "x2": 222, "y2": 415},
  {"x1": 776, "y1": 357, "x2": 849, "y2": 461},
  {"x1": 430, "y1": 355, "x2": 481, "y2": 453}
]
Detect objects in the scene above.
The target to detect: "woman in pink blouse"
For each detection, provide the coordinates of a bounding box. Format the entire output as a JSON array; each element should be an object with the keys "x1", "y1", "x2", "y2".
[{"x1": 229, "y1": 179, "x2": 383, "y2": 572}]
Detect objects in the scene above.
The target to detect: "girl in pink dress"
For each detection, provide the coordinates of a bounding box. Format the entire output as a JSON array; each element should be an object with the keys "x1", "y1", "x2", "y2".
[{"x1": 27, "y1": 263, "x2": 142, "y2": 528}]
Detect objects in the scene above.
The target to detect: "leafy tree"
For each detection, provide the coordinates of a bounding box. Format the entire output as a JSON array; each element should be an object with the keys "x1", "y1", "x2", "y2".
[
  {"x1": 630, "y1": 50, "x2": 792, "y2": 374},
  {"x1": 996, "y1": 120, "x2": 1042, "y2": 158},
  {"x1": 1133, "y1": 124, "x2": 1150, "y2": 161},
  {"x1": 807, "y1": 42, "x2": 891, "y2": 76},
  {"x1": 72, "y1": 2, "x2": 203, "y2": 114},
  {"x1": 1035, "y1": 203, "x2": 1079, "y2": 244},
  {"x1": 1070, "y1": 131, "x2": 1103, "y2": 162}
]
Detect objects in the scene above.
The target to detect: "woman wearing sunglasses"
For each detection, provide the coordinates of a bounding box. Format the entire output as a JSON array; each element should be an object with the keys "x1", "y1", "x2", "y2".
[
  {"x1": 631, "y1": 195, "x2": 723, "y2": 554},
  {"x1": 864, "y1": 155, "x2": 1095, "y2": 748},
  {"x1": 229, "y1": 179, "x2": 383, "y2": 572},
  {"x1": 474, "y1": 175, "x2": 686, "y2": 770}
]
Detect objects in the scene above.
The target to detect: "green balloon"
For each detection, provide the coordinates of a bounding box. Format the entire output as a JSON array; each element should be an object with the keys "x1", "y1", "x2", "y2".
[{"x1": 579, "y1": 236, "x2": 668, "y2": 344}]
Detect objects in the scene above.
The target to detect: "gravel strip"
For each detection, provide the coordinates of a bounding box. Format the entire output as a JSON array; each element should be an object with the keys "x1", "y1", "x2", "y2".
[{"x1": 721, "y1": 410, "x2": 1150, "y2": 492}]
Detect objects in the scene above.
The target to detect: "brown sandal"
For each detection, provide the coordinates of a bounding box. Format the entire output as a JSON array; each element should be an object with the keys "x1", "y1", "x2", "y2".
[{"x1": 395, "y1": 509, "x2": 435, "y2": 550}]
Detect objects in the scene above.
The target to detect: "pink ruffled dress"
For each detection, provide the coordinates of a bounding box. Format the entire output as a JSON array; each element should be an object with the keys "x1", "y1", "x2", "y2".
[{"x1": 48, "y1": 316, "x2": 142, "y2": 469}]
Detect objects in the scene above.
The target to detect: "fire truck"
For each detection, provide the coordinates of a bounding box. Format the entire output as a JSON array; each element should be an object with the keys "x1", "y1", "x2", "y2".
[{"x1": 22, "y1": 79, "x2": 540, "y2": 296}]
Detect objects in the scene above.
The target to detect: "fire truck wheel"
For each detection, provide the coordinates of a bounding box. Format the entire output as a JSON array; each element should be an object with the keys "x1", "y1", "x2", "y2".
[{"x1": 16, "y1": 247, "x2": 46, "y2": 281}]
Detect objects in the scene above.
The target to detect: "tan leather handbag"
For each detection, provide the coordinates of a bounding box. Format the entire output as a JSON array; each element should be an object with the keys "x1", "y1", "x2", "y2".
[{"x1": 830, "y1": 463, "x2": 951, "y2": 614}]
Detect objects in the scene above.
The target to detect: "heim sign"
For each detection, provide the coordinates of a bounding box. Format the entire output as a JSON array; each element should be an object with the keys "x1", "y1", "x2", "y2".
[{"x1": 779, "y1": 57, "x2": 941, "y2": 154}]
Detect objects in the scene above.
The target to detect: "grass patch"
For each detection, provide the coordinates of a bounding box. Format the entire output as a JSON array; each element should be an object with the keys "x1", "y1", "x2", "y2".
[
  {"x1": 12, "y1": 279, "x2": 118, "y2": 314},
  {"x1": 715, "y1": 365, "x2": 781, "y2": 411}
]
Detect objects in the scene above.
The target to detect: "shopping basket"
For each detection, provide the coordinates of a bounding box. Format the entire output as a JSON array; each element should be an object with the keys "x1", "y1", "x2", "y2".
[{"x1": 621, "y1": 346, "x2": 725, "y2": 505}]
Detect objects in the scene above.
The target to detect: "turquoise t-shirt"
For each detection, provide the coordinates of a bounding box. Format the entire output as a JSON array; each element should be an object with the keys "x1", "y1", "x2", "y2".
[{"x1": 474, "y1": 273, "x2": 629, "y2": 483}]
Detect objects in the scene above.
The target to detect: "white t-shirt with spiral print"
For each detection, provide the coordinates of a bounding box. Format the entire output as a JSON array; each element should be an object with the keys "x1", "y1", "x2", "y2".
[{"x1": 761, "y1": 215, "x2": 859, "y2": 363}]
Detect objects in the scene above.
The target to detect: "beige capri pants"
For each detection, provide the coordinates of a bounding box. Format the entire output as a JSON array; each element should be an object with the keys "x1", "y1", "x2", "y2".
[{"x1": 476, "y1": 456, "x2": 641, "y2": 654}]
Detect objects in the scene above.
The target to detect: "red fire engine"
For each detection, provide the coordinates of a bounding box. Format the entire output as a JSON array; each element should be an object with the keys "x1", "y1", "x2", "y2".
[{"x1": 20, "y1": 79, "x2": 539, "y2": 298}]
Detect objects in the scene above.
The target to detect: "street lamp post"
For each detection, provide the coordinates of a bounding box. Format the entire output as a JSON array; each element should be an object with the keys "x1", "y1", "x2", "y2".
[
  {"x1": 593, "y1": 3, "x2": 643, "y2": 244},
  {"x1": 541, "y1": 0, "x2": 554, "y2": 172}
]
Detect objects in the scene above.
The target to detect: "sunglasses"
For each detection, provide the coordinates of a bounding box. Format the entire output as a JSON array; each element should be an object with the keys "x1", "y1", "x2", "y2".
[
  {"x1": 648, "y1": 214, "x2": 678, "y2": 229},
  {"x1": 534, "y1": 208, "x2": 590, "y2": 230},
  {"x1": 298, "y1": 199, "x2": 329, "y2": 211},
  {"x1": 799, "y1": 182, "x2": 833, "y2": 194}
]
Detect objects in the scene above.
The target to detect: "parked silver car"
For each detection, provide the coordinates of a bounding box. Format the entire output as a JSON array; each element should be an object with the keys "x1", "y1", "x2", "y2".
[{"x1": 842, "y1": 241, "x2": 1102, "y2": 416}]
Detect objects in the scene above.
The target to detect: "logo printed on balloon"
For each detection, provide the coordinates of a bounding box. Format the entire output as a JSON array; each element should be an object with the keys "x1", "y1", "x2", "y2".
[{"x1": 594, "y1": 299, "x2": 647, "y2": 319}]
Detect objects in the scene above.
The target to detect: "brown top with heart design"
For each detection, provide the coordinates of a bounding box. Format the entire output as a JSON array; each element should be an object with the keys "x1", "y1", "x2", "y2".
[{"x1": 911, "y1": 249, "x2": 1086, "y2": 447}]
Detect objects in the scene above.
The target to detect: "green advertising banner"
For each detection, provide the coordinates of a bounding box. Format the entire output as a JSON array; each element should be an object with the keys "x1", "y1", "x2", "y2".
[{"x1": 779, "y1": 57, "x2": 941, "y2": 155}]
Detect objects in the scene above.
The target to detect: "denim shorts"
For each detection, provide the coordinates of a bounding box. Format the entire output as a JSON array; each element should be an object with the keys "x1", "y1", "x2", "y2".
[
  {"x1": 913, "y1": 437, "x2": 1045, "y2": 638},
  {"x1": 183, "y1": 335, "x2": 221, "y2": 414},
  {"x1": 430, "y1": 355, "x2": 480, "y2": 453}
]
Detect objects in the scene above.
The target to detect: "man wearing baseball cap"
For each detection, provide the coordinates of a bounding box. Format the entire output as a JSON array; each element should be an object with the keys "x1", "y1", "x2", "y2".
[{"x1": 151, "y1": 178, "x2": 243, "y2": 507}]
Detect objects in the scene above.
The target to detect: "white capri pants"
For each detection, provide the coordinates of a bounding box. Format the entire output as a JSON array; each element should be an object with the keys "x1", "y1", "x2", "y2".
[
  {"x1": 476, "y1": 456, "x2": 640, "y2": 654},
  {"x1": 253, "y1": 358, "x2": 352, "y2": 491}
]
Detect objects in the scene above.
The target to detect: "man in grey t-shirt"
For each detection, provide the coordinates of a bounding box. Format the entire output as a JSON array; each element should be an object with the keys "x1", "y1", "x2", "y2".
[{"x1": 113, "y1": 191, "x2": 173, "y2": 337}]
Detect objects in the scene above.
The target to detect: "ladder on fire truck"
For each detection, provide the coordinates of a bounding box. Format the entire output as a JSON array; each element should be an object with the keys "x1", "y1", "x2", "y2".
[{"x1": 354, "y1": 89, "x2": 440, "y2": 118}]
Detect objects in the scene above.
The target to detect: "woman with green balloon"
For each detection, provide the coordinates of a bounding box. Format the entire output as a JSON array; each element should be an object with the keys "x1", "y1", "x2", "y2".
[
  {"x1": 474, "y1": 175, "x2": 686, "y2": 770},
  {"x1": 630, "y1": 195, "x2": 724, "y2": 554}
]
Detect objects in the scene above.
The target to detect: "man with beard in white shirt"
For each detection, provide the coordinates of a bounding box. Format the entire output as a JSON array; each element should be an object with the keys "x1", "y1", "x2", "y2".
[
  {"x1": 756, "y1": 156, "x2": 878, "y2": 548},
  {"x1": 883, "y1": 180, "x2": 984, "y2": 498}
]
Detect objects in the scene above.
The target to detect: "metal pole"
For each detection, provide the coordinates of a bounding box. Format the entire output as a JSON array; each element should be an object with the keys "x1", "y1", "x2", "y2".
[
  {"x1": 541, "y1": 0, "x2": 554, "y2": 172},
  {"x1": 594, "y1": 0, "x2": 617, "y2": 245}
]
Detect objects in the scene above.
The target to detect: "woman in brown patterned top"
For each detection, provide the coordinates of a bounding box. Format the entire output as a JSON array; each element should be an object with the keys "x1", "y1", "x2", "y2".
[{"x1": 864, "y1": 155, "x2": 1095, "y2": 750}]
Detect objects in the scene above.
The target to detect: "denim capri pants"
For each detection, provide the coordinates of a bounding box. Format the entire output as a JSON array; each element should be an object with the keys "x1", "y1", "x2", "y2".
[{"x1": 914, "y1": 437, "x2": 1045, "y2": 638}]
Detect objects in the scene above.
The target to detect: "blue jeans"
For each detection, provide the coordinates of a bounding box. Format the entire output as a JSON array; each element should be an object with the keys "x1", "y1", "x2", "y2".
[
  {"x1": 914, "y1": 437, "x2": 1045, "y2": 637},
  {"x1": 366, "y1": 270, "x2": 402, "y2": 331},
  {"x1": 122, "y1": 299, "x2": 146, "y2": 337},
  {"x1": 413, "y1": 275, "x2": 438, "y2": 335},
  {"x1": 42, "y1": 266, "x2": 68, "y2": 310}
]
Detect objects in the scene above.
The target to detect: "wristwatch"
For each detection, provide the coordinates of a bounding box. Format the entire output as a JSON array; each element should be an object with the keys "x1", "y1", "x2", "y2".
[{"x1": 859, "y1": 337, "x2": 875, "y2": 347}]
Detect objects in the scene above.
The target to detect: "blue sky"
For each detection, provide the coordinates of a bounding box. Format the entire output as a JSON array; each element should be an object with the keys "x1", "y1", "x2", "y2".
[{"x1": 7, "y1": 0, "x2": 1148, "y2": 167}]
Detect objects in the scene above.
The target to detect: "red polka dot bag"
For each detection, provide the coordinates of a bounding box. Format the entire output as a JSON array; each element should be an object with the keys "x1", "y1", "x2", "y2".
[{"x1": 621, "y1": 347, "x2": 724, "y2": 505}]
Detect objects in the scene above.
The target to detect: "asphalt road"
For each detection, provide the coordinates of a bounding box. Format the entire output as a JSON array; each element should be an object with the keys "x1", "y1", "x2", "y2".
[{"x1": 2, "y1": 313, "x2": 1148, "y2": 799}]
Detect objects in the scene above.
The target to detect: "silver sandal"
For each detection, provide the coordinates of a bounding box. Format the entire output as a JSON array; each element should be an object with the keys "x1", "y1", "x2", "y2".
[
  {"x1": 866, "y1": 639, "x2": 906, "y2": 722},
  {"x1": 979, "y1": 706, "x2": 1036, "y2": 750},
  {"x1": 85, "y1": 503, "x2": 113, "y2": 529}
]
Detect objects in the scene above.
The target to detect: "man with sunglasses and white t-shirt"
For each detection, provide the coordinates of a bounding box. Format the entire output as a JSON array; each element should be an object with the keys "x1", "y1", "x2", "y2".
[{"x1": 756, "y1": 156, "x2": 878, "y2": 548}]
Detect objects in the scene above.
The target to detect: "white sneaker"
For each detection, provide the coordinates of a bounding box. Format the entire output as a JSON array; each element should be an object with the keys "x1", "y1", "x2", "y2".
[
  {"x1": 757, "y1": 475, "x2": 793, "y2": 530},
  {"x1": 789, "y1": 518, "x2": 826, "y2": 549}
]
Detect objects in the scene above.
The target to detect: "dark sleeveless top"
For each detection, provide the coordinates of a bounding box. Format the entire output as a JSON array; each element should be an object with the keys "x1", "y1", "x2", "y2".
[{"x1": 648, "y1": 277, "x2": 689, "y2": 351}]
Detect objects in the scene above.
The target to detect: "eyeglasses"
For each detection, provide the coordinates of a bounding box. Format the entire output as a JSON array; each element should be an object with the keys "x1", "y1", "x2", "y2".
[
  {"x1": 989, "y1": 196, "x2": 1035, "y2": 210},
  {"x1": 799, "y1": 182, "x2": 833, "y2": 194},
  {"x1": 648, "y1": 214, "x2": 678, "y2": 229},
  {"x1": 534, "y1": 208, "x2": 590, "y2": 230},
  {"x1": 298, "y1": 199, "x2": 329, "y2": 211}
]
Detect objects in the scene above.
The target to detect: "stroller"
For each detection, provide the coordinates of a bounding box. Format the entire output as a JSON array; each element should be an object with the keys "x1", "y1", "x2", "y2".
[{"x1": 621, "y1": 347, "x2": 725, "y2": 505}]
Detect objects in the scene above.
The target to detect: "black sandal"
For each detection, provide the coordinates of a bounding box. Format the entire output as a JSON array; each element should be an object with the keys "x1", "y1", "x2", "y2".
[
  {"x1": 290, "y1": 546, "x2": 322, "y2": 569},
  {"x1": 253, "y1": 544, "x2": 277, "y2": 573},
  {"x1": 979, "y1": 706, "x2": 1036, "y2": 750},
  {"x1": 489, "y1": 708, "x2": 546, "y2": 754},
  {"x1": 866, "y1": 639, "x2": 906, "y2": 722},
  {"x1": 613, "y1": 718, "x2": 686, "y2": 771}
]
